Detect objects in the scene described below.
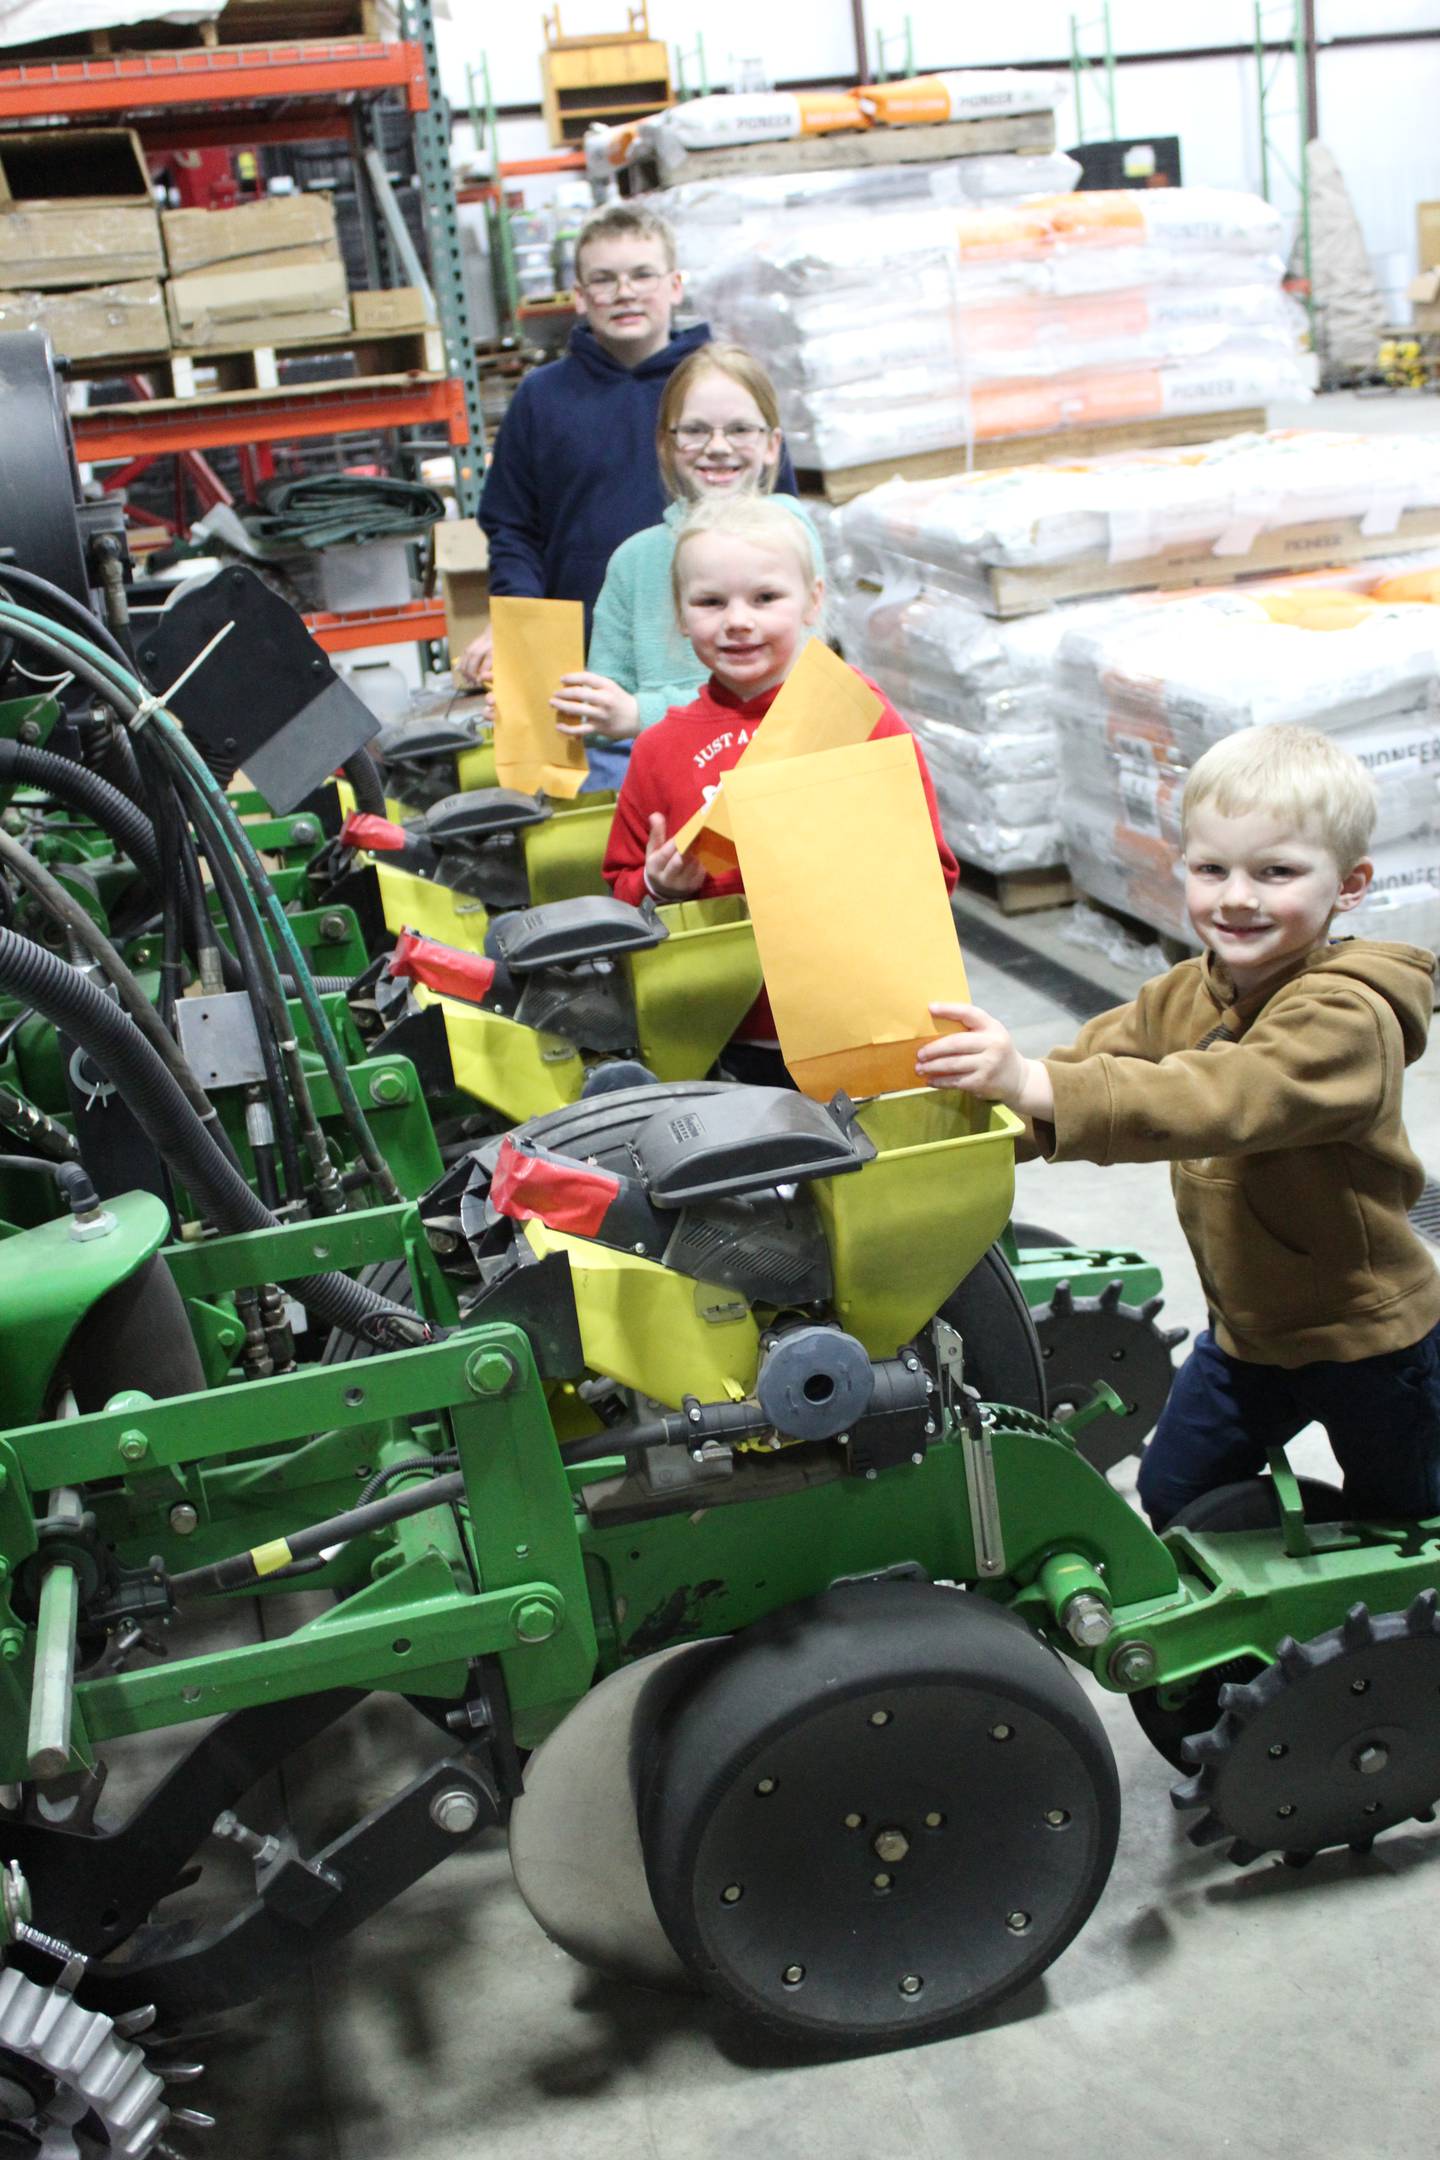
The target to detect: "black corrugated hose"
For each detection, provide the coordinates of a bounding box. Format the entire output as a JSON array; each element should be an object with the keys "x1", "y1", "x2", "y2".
[
  {"x1": 0, "y1": 738, "x2": 162, "y2": 890},
  {"x1": 0, "y1": 926, "x2": 430, "y2": 1348}
]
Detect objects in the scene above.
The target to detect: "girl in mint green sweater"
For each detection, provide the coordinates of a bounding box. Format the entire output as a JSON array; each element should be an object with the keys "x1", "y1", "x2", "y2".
[{"x1": 550, "y1": 343, "x2": 821, "y2": 790}]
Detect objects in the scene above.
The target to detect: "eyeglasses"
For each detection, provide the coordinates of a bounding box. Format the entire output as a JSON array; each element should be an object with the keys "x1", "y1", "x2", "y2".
[
  {"x1": 670, "y1": 421, "x2": 770, "y2": 449},
  {"x1": 580, "y1": 266, "x2": 667, "y2": 298}
]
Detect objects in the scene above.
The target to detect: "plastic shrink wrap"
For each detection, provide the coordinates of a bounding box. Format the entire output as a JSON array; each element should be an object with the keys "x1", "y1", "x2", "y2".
[
  {"x1": 1055, "y1": 583, "x2": 1440, "y2": 952},
  {"x1": 677, "y1": 185, "x2": 1313, "y2": 473}
]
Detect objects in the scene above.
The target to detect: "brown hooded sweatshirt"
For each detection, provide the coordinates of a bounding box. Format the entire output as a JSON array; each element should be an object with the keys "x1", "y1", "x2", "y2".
[{"x1": 1035, "y1": 938, "x2": 1440, "y2": 1367}]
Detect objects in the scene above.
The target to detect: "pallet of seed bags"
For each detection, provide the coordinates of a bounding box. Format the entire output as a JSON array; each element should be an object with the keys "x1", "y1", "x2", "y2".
[
  {"x1": 840, "y1": 431, "x2": 1440, "y2": 617},
  {"x1": 680, "y1": 184, "x2": 1312, "y2": 480},
  {"x1": 1054, "y1": 580, "x2": 1440, "y2": 953}
]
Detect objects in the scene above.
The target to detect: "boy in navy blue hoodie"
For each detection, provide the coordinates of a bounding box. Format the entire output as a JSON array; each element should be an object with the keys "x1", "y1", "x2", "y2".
[{"x1": 459, "y1": 204, "x2": 795, "y2": 686}]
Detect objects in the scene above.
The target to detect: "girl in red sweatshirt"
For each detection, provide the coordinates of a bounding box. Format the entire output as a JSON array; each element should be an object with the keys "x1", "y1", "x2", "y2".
[
  {"x1": 604, "y1": 494, "x2": 958, "y2": 902},
  {"x1": 602, "y1": 496, "x2": 958, "y2": 1073}
]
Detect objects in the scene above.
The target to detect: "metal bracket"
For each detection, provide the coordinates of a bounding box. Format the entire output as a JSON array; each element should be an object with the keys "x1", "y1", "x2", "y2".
[
  {"x1": 1266, "y1": 1445, "x2": 1315, "y2": 1559},
  {"x1": 961, "y1": 1406, "x2": 1007, "y2": 1579}
]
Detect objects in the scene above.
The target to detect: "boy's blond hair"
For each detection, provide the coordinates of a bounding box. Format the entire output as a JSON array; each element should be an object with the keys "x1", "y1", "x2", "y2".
[
  {"x1": 574, "y1": 204, "x2": 677, "y2": 281},
  {"x1": 670, "y1": 495, "x2": 823, "y2": 614},
  {"x1": 1181, "y1": 723, "x2": 1377, "y2": 869},
  {"x1": 656, "y1": 344, "x2": 782, "y2": 499}
]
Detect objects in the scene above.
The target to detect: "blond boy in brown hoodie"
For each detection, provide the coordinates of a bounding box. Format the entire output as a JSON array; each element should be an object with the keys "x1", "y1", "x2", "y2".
[{"x1": 917, "y1": 723, "x2": 1440, "y2": 1528}]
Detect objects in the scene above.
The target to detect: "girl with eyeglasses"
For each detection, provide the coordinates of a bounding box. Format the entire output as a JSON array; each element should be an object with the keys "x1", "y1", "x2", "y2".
[{"x1": 551, "y1": 344, "x2": 821, "y2": 790}]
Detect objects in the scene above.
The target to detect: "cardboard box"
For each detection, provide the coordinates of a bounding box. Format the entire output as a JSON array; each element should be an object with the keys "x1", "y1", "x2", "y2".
[
  {"x1": 0, "y1": 127, "x2": 152, "y2": 209},
  {"x1": 432, "y1": 518, "x2": 489, "y2": 655},
  {"x1": 351, "y1": 287, "x2": 430, "y2": 334},
  {"x1": 161, "y1": 195, "x2": 340, "y2": 278},
  {"x1": 167, "y1": 260, "x2": 350, "y2": 350},
  {"x1": 0, "y1": 279, "x2": 168, "y2": 360},
  {"x1": 0, "y1": 125, "x2": 160, "y2": 287},
  {"x1": 1419, "y1": 201, "x2": 1440, "y2": 272},
  {"x1": 1411, "y1": 267, "x2": 1440, "y2": 332},
  {"x1": 0, "y1": 204, "x2": 163, "y2": 289}
]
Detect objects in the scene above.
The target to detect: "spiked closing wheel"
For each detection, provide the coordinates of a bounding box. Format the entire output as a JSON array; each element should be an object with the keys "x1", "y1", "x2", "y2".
[
  {"x1": 1033, "y1": 1279, "x2": 1187, "y2": 1475},
  {"x1": 640, "y1": 1582, "x2": 1120, "y2": 2044},
  {"x1": 1171, "y1": 1592, "x2": 1440, "y2": 1866}
]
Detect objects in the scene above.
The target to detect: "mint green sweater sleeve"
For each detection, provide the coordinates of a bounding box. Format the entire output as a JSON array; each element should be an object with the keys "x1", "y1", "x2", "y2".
[{"x1": 587, "y1": 499, "x2": 826, "y2": 732}]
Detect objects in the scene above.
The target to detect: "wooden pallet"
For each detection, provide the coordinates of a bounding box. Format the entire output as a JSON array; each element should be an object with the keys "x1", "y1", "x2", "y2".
[
  {"x1": 796, "y1": 408, "x2": 1269, "y2": 507},
  {"x1": 957, "y1": 859, "x2": 1075, "y2": 916},
  {"x1": 982, "y1": 504, "x2": 1440, "y2": 617},
  {"x1": 0, "y1": 0, "x2": 388, "y2": 58},
  {"x1": 69, "y1": 325, "x2": 444, "y2": 397},
  {"x1": 618, "y1": 108, "x2": 1057, "y2": 196}
]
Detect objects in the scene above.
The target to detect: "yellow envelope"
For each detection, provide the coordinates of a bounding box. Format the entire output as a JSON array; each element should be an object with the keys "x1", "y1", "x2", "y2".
[
  {"x1": 672, "y1": 639, "x2": 882, "y2": 874},
  {"x1": 725, "y1": 733, "x2": 969, "y2": 1102},
  {"x1": 490, "y1": 595, "x2": 589, "y2": 799}
]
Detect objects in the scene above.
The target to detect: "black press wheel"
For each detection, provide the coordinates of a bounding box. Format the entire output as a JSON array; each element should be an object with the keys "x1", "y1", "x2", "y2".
[
  {"x1": 639, "y1": 1580, "x2": 1120, "y2": 2045},
  {"x1": 932, "y1": 1243, "x2": 1047, "y2": 1418},
  {"x1": 1129, "y1": 1475, "x2": 1347, "y2": 1769}
]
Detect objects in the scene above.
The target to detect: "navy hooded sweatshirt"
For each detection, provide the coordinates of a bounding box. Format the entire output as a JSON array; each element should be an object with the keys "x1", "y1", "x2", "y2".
[{"x1": 479, "y1": 320, "x2": 799, "y2": 632}]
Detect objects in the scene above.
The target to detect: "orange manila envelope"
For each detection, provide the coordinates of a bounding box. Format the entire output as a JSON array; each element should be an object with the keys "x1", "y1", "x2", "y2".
[
  {"x1": 724, "y1": 733, "x2": 970, "y2": 1102},
  {"x1": 672, "y1": 638, "x2": 882, "y2": 875},
  {"x1": 490, "y1": 595, "x2": 589, "y2": 799}
]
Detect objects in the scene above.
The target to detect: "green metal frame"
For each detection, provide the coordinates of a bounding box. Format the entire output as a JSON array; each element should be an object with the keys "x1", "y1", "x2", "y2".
[
  {"x1": 871, "y1": 15, "x2": 914, "y2": 85},
  {"x1": 1069, "y1": 3, "x2": 1118, "y2": 144},
  {"x1": 403, "y1": 0, "x2": 486, "y2": 517},
  {"x1": 1254, "y1": 0, "x2": 1314, "y2": 322}
]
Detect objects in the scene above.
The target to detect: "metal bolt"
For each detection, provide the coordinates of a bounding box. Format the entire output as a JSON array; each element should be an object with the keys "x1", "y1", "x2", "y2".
[
  {"x1": 864, "y1": 1468, "x2": 878, "y2": 1481},
  {"x1": 781, "y1": 1965, "x2": 805, "y2": 1986},
  {"x1": 1354, "y1": 1743, "x2": 1389, "y2": 1776},
  {"x1": 1276, "y1": 1803, "x2": 1296, "y2": 1819},
  {"x1": 869, "y1": 1709, "x2": 892, "y2": 1727},
  {"x1": 899, "y1": 1975, "x2": 923, "y2": 1997},
  {"x1": 0, "y1": 1633, "x2": 22, "y2": 1664},
  {"x1": 872, "y1": 1872, "x2": 892, "y2": 1891},
  {"x1": 168, "y1": 1504, "x2": 199, "y2": 1537},
  {"x1": 1108, "y1": 1640, "x2": 1157, "y2": 1689},
  {"x1": 989, "y1": 1722, "x2": 1013, "y2": 1742},
  {"x1": 873, "y1": 1828, "x2": 910, "y2": 1865},
  {"x1": 368, "y1": 1069, "x2": 408, "y2": 1107},
  {"x1": 843, "y1": 1812, "x2": 864, "y2": 1830},
  {"x1": 721, "y1": 1884, "x2": 743, "y2": 1904},
  {"x1": 1063, "y1": 1592, "x2": 1114, "y2": 1650},
  {"x1": 754, "y1": 1776, "x2": 777, "y2": 1796},
  {"x1": 1005, "y1": 1911, "x2": 1031, "y2": 1933},
  {"x1": 290, "y1": 820, "x2": 318, "y2": 848},
  {"x1": 1044, "y1": 1809, "x2": 1070, "y2": 1828},
  {"x1": 1268, "y1": 1743, "x2": 1288, "y2": 1759},
  {"x1": 513, "y1": 1599, "x2": 558, "y2": 1644},
  {"x1": 910, "y1": 1452, "x2": 925, "y2": 1466},
  {"x1": 1350, "y1": 1678, "x2": 1370, "y2": 1695},
  {"x1": 924, "y1": 1811, "x2": 945, "y2": 1829},
  {"x1": 118, "y1": 1429, "x2": 148, "y2": 1464},
  {"x1": 465, "y1": 1347, "x2": 516, "y2": 1398},
  {"x1": 429, "y1": 1787, "x2": 480, "y2": 1836},
  {"x1": 319, "y1": 911, "x2": 349, "y2": 944},
  {"x1": 1363, "y1": 1801, "x2": 1382, "y2": 1815}
]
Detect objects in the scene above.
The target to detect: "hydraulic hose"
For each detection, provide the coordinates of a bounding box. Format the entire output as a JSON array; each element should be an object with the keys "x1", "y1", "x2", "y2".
[
  {"x1": 0, "y1": 599, "x2": 399, "y2": 1200},
  {"x1": 0, "y1": 739, "x2": 160, "y2": 891},
  {"x1": 0, "y1": 829, "x2": 240, "y2": 1162},
  {"x1": 0, "y1": 564, "x2": 133, "y2": 676},
  {"x1": 0, "y1": 927, "x2": 428, "y2": 1348},
  {"x1": 342, "y1": 750, "x2": 387, "y2": 818}
]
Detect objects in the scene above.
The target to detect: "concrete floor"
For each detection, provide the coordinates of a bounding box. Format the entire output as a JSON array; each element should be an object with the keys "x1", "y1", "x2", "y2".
[{"x1": 160, "y1": 388, "x2": 1440, "y2": 2156}]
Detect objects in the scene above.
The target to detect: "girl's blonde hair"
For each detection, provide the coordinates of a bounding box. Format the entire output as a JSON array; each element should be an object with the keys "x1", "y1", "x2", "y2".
[
  {"x1": 657, "y1": 344, "x2": 783, "y2": 500},
  {"x1": 670, "y1": 495, "x2": 824, "y2": 617},
  {"x1": 1182, "y1": 723, "x2": 1377, "y2": 870}
]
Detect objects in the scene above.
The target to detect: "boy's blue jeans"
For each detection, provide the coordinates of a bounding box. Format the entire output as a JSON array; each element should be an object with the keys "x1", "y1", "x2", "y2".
[{"x1": 1137, "y1": 1321, "x2": 1440, "y2": 1529}]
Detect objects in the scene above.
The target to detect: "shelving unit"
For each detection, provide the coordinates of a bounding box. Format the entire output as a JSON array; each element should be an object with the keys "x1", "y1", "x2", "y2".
[
  {"x1": 539, "y1": 4, "x2": 670, "y2": 148},
  {"x1": 0, "y1": 9, "x2": 483, "y2": 655}
]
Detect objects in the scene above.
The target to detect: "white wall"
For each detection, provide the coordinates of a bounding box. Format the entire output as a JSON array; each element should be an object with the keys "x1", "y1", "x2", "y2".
[{"x1": 438, "y1": 1, "x2": 1440, "y2": 302}]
